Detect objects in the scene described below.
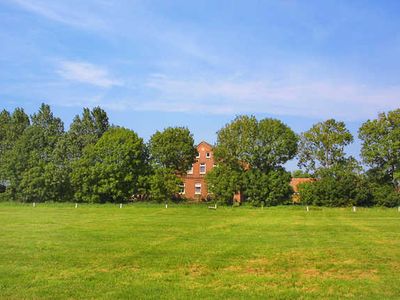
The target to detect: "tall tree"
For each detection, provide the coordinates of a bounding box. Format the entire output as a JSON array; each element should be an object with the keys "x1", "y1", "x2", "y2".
[
  {"x1": 148, "y1": 127, "x2": 197, "y2": 174},
  {"x1": 0, "y1": 109, "x2": 11, "y2": 159},
  {"x1": 359, "y1": 109, "x2": 400, "y2": 188},
  {"x1": 214, "y1": 116, "x2": 297, "y2": 171},
  {"x1": 298, "y1": 119, "x2": 353, "y2": 174},
  {"x1": 67, "y1": 107, "x2": 110, "y2": 160},
  {"x1": 210, "y1": 115, "x2": 296, "y2": 205},
  {"x1": 71, "y1": 127, "x2": 147, "y2": 203},
  {"x1": 4, "y1": 104, "x2": 64, "y2": 201}
]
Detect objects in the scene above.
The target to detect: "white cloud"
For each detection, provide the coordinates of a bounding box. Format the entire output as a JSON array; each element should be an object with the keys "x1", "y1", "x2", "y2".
[
  {"x1": 142, "y1": 74, "x2": 400, "y2": 120},
  {"x1": 56, "y1": 60, "x2": 122, "y2": 88}
]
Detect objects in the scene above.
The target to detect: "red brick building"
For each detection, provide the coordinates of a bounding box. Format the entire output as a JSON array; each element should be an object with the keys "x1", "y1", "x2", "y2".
[{"x1": 181, "y1": 141, "x2": 215, "y2": 200}]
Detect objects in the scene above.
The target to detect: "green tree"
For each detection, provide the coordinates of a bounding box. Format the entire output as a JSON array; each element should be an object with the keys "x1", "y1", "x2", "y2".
[
  {"x1": 243, "y1": 168, "x2": 292, "y2": 206},
  {"x1": 292, "y1": 170, "x2": 312, "y2": 178},
  {"x1": 1, "y1": 104, "x2": 64, "y2": 201},
  {"x1": 0, "y1": 108, "x2": 29, "y2": 165},
  {"x1": 298, "y1": 161, "x2": 375, "y2": 207},
  {"x1": 148, "y1": 168, "x2": 183, "y2": 203},
  {"x1": 148, "y1": 127, "x2": 197, "y2": 174},
  {"x1": 67, "y1": 107, "x2": 110, "y2": 160},
  {"x1": 213, "y1": 115, "x2": 258, "y2": 170},
  {"x1": 298, "y1": 119, "x2": 354, "y2": 174},
  {"x1": 211, "y1": 115, "x2": 297, "y2": 205},
  {"x1": 359, "y1": 109, "x2": 400, "y2": 188},
  {"x1": 71, "y1": 127, "x2": 147, "y2": 203},
  {"x1": 206, "y1": 165, "x2": 242, "y2": 205},
  {"x1": 214, "y1": 116, "x2": 297, "y2": 171}
]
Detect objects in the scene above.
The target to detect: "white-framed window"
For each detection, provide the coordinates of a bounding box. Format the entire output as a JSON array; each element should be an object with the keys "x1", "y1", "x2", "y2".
[
  {"x1": 187, "y1": 165, "x2": 193, "y2": 174},
  {"x1": 179, "y1": 183, "x2": 185, "y2": 195},
  {"x1": 206, "y1": 152, "x2": 211, "y2": 158},
  {"x1": 195, "y1": 183, "x2": 201, "y2": 195},
  {"x1": 199, "y1": 163, "x2": 206, "y2": 174},
  {"x1": 196, "y1": 152, "x2": 200, "y2": 158}
]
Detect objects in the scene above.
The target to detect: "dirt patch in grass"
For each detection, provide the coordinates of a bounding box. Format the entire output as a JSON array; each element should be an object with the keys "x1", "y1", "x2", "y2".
[{"x1": 301, "y1": 268, "x2": 379, "y2": 281}]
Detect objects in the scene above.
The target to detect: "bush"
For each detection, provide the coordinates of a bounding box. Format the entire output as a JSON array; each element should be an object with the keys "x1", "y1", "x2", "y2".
[
  {"x1": 370, "y1": 184, "x2": 400, "y2": 207},
  {"x1": 243, "y1": 169, "x2": 292, "y2": 207},
  {"x1": 148, "y1": 168, "x2": 183, "y2": 203},
  {"x1": 205, "y1": 165, "x2": 242, "y2": 205},
  {"x1": 299, "y1": 172, "x2": 374, "y2": 207}
]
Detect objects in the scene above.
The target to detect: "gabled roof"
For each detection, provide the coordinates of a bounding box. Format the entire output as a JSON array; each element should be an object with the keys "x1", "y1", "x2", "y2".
[{"x1": 197, "y1": 141, "x2": 213, "y2": 148}]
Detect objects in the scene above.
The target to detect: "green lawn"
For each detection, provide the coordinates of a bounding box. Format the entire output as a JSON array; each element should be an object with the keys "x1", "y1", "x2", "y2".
[{"x1": 0, "y1": 203, "x2": 399, "y2": 299}]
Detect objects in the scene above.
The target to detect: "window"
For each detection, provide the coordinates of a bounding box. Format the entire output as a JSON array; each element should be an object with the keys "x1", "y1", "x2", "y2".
[
  {"x1": 206, "y1": 152, "x2": 211, "y2": 158},
  {"x1": 200, "y1": 163, "x2": 206, "y2": 174},
  {"x1": 179, "y1": 183, "x2": 185, "y2": 195},
  {"x1": 187, "y1": 165, "x2": 193, "y2": 174},
  {"x1": 196, "y1": 152, "x2": 200, "y2": 158},
  {"x1": 195, "y1": 183, "x2": 201, "y2": 195}
]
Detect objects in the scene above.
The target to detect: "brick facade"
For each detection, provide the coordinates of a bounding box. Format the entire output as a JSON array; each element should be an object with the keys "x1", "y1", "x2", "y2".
[{"x1": 181, "y1": 141, "x2": 215, "y2": 201}]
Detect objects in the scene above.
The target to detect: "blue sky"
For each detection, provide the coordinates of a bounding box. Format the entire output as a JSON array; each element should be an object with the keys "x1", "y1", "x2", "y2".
[{"x1": 1, "y1": 0, "x2": 399, "y2": 170}]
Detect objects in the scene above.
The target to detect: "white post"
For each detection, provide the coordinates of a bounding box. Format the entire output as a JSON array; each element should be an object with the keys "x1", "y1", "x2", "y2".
[
  {"x1": 215, "y1": 204, "x2": 217, "y2": 209},
  {"x1": 165, "y1": 203, "x2": 168, "y2": 209},
  {"x1": 398, "y1": 206, "x2": 400, "y2": 212},
  {"x1": 306, "y1": 206, "x2": 309, "y2": 212},
  {"x1": 33, "y1": 202, "x2": 35, "y2": 207},
  {"x1": 120, "y1": 203, "x2": 122, "y2": 209},
  {"x1": 75, "y1": 203, "x2": 78, "y2": 208},
  {"x1": 352, "y1": 206, "x2": 356, "y2": 212},
  {"x1": 261, "y1": 204, "x2": 264, "y2": 210}
]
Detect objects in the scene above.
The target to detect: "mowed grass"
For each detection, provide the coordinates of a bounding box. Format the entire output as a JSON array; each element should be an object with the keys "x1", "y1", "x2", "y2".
[{"x1": 0, "y1": 203, "x2": 399, "y2": 299}]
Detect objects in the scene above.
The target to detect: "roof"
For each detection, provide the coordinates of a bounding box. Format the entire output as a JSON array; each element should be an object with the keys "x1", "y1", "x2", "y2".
[
  {"x1": 290, "y1": 177, "x2": 316, "y2": 193},
  {"x1": 197, "y1": 141, "x2": 213, "y2": 148}
]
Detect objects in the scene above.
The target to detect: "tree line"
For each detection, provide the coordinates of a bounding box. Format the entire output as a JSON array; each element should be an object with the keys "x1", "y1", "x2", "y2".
[{"x1": 0, "y1": 103, "x2": 399, "y2": 207}]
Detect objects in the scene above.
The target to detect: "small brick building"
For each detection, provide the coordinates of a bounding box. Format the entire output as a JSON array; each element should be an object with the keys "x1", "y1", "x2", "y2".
[{"x1": 181, "y1": 141, "x2": 215, "y2": 200}]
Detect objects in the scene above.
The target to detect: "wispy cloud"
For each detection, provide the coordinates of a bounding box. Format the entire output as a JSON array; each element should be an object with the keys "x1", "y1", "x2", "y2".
[
  {"x1": 141, "y1": 74, "x2": 400, "y2": 120},
  {"x1": 56, "y1": 60, "x2": 122, "y2": 88},
  {"x1": 7, "y1": 0, "x2": 107, "y2": 30}
]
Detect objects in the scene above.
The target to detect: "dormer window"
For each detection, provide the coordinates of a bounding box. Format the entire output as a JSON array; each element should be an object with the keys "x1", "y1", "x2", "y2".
[{"x1": 206, "y1": 152, "x2": 211, "y2": 159}]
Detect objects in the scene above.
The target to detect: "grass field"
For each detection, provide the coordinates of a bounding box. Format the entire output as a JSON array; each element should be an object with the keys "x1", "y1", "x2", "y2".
[{"x1": 0, "y1": 203, "x2": 399, "y2": 299}]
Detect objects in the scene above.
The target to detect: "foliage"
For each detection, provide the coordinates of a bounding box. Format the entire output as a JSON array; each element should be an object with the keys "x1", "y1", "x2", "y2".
[
  {"x1": 1, "y1": 104, "x2": 64, "y2": 202},
  {"x1": 214, "y1": 115, "x2": 297, "y2": 171},
  {"x1": 299, "y1": 163, "x2": 375, "y2": 207},
  {"x1": 213, "y1": 115, "x2": 258, "y2": 170},
  {"x1": 298, "y1": 119, "x2": 353, "y2": 173},
  {"x1": 212, "y1": 115, "x2": 297, "y2": 206},
  {"x1": 147, "y1": 167, "x2": 183, "y2": 203},
  {"x1": 369, "y1": 183, "x2": 400, "y2": 207},
  {"x1": 243, "y1": 169, "x2": 292, "y2": 206},
  {"x1": 71, "y1": 127, "x2": 147, "y2": 203},
  {"x1": 148, "y1": 127, "x2": 197, "y2": 174},
  {"x1": 359, "y1": 109, "x2": 400, "y2": 188},
  {"x1": 292, "y1": 170, "x2": 312, "y2": 178},
  {"x1": 206, "y1": 165, "x2": 242, "y2": 205},
  {"x1": 66, "y1": 107, "x2": 110, "y2": 160}
]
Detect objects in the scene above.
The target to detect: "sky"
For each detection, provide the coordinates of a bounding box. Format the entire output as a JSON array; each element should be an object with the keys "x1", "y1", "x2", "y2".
[{"x1": 0, "y1": 0, "x2": 399, "y2": 170}]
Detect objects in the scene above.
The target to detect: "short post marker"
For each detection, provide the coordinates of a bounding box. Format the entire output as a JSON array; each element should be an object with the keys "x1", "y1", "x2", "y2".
[
  {"x1": 352, "y1": 206, "x2": 356, "y2": 212},
  {"x1": 261, "y1": 203, "x2": 264, "y2": 210},
  {"x1": 120, "y1": 203, "x2": 122, "y2": 209},
  {"x1": 33, "y1": 202, "x2": 36, "y2": 208},
  {"x1": 165, "y1": 203, "x2": 168, "y2": 209},
  {"x1": 306, "y1": 206, "x2": 309, "y2": 212},
  {"x1": 398, "y1": 206, "x2": 400, "y2": 212},
  {"x1": 75, "y1": 203, "x2": 78, "y2": 208}
]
